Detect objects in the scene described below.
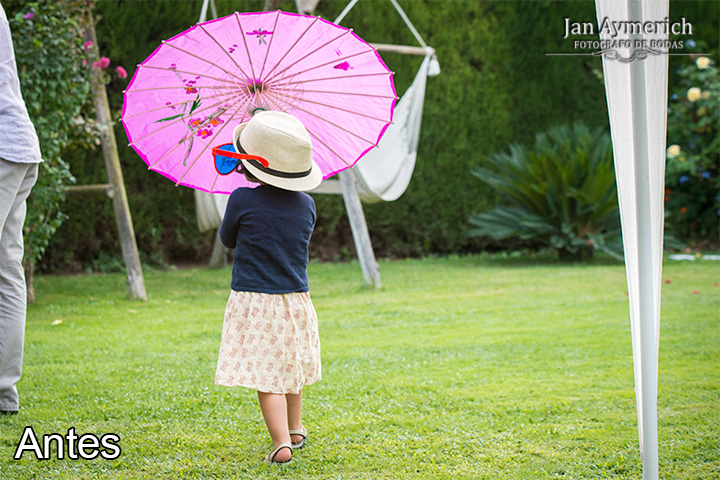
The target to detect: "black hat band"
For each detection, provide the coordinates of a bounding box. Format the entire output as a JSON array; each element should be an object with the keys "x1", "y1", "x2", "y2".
[{"x1": 245, "y1": 159, "x2": 313, "y2": 179}]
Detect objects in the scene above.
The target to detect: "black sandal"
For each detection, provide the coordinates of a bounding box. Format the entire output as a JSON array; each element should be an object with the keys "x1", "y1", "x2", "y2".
[
  {"x1": 264, "y1": 443, "x2": 292, "y2": 464},
  {"x1": 290, "y1": 427, "x2": 307, "y2": 449}
]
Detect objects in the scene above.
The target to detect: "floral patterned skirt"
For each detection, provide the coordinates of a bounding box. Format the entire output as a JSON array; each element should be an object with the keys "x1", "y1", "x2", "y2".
[{"x1": 215, "y1": 290, "x2": 321, "y2": 394}]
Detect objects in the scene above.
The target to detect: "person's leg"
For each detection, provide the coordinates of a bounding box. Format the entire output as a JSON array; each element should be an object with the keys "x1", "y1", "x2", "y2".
[
  {"x1": 286, "y1": 390, "x2": 305, "y2": 444},
  {"x1": 0, "y1": 160, "x2": 38, "y2": 412},
  {"x1": 257, "y1": 391, "x2": 292, "y2": 462}
]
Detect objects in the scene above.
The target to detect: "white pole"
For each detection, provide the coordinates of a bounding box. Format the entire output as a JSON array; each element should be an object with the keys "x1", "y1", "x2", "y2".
[
  {"x1": 388, "y1": 0, "x2": 428, "y2": 49},
  {"x1": 198, "y1": 0, "x2": 210, "y2": 23},
  {"x1": 331, "y1": 1, "x2": 382, "y2": 288},
  {"x1": 596, "y1": 0, "x2": 666, "y2": 477},
  {"x1": 333, "y1": 0, "x2": 360, "y2": 25},
  {"x1": 627, "y1": 0, "x2": 659, "y2": 477},
  {"x1": 339, "y1": 170, "x2": 382, "y2": 288}
]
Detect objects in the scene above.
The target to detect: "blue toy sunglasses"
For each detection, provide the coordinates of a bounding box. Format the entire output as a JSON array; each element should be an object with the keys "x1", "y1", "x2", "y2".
[{"x1": 212, "y1": 143, "x2": 269, "y2": 176}]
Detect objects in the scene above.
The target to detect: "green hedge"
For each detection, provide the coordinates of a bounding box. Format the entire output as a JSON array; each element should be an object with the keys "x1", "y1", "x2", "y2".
[{"x1": 37, "y1": 0, "x2": 718, "y2": 272}]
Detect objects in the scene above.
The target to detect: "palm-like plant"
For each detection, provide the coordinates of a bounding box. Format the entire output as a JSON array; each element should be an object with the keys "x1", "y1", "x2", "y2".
[{"x1": 470, "y1": 123, "x2": 622, "y2": 260}]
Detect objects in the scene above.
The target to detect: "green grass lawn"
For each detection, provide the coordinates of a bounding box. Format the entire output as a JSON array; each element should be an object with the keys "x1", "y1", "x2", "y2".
[{"x1": 0, "y1": 255, "x2": 717, "y2": 479}]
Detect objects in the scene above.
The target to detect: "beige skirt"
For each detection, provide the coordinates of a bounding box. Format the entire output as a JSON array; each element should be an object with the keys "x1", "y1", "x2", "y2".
[{"x1": 215, "y1": 290, "x2": 321, "y2": 394}]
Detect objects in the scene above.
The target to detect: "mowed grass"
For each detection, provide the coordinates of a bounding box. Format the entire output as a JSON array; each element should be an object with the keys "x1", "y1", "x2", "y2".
[{"x1": 0, "y1": 255, "x2": 717, "y2": 479}]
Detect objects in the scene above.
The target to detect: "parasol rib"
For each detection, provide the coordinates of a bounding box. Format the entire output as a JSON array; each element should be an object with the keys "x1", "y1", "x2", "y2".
[
  {"x1": 263, "y1": 48, "x2": 378, "y2": 87},
  {"x1": 257, "y1": 10, "x2": 283, "y2": 82},
  {"x1": 131, "y1": 83, "x2": 394, "y2": 100},
  {"x1": 122, "y1": 10, "x2": 398, "y2": 194},
  {"x1": 262, "y1": 88, "x2": 379, "y2": 146},
  {"x1": 306, "y1": 129, "x2": 353, "y2": 168},
  {"x1": 122, "y1": 88, "x2": 248, "y2": 120},
  {"x1": 294, "y1": 106, "x2": 380, "y2": 146},
  {"x1": 134, "y1": 65, "x2": 240, "y2": 86},
  {"x1": 146, "y1": 131, "x2": 198, "y2": 170},
  {"x1": 239, "y1": 90, "x2": 355, "y2": 168},
  {"x1": 252, "y1": 72, "x2": 306, "y2": 113},
  {"x1": 235, "y1": 12, "x2": 260, "y2": 108},
  {"x1": 175, "y1": 103, "x2": 250, "y2": 185},
  {"x1": 156, "y1": 41, "x2": 247, "y2": 84},
  {"x1": 146, "y1": 101, "x2": 246, "y2": 180},
  {"x1": 263, "y1": 89, "x2": 392, "y2": 123},
  {"x1": 263, "y1": 27, "x2": 354, "y2": 86},
  {"x1": 129, "y1": 91, "x2": 250, "y2": 149},
  {"x1": 261, "y1": 16, "x2": 323, "y2": 83},
  {"x1": 124, "y1": 85, "x2": 224, "y2": 93},
  {"x1": 177, "y1": 100, "x2": 251, "y2": 175},
  {"x1": 132, "y1": 90, "x2": 244, "y2": 146},
  {"x1": 282, "y1": 71, "x2": 394, "y2": 86},
  {"x1": 125, "y1": 83, "x2": 277, "y2": 95},
  {"x1": 207, "y1": 168, "x2": 223, "y2": 193},
  {"x1": 196, "y1": 22, "x2": 253, "y2": 81},
  {"x1": 274, "y1": 87, "x2": 398, "y2": 99}
]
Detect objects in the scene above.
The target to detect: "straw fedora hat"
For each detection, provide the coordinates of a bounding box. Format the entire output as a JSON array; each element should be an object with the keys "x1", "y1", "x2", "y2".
[{"x1": 232, "y1": 111, "x2": 322, "y2": 192}]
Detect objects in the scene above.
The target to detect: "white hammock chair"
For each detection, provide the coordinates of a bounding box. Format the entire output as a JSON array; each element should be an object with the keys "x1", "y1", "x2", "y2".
[
  {"x1": 195, "y1": 0, "x2": 438, "y2": 231},
  {"x1": 354, "y1": 53, "x2": 438, "y2": 203}
]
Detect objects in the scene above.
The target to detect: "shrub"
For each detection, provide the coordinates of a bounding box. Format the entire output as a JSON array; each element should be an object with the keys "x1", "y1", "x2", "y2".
[
  {"x1": 6, "y1": 0, "x2": 100, "y2": 296},
  {"x1": 665, "y1": 54, "x2": 719, "y2": 245},
  {"x1": 469, "y1": 123, "x2": 622, "y2": 260}
]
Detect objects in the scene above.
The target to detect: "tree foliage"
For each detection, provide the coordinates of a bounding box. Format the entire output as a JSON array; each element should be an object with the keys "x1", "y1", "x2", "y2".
[
  {"x1": 665, "y1": 54, "x2": 719, "y2": 244},
  {"x1": 30, "y1": 0, "x2": 719, "y2": 272},
  {"x1": 6, "y1": 0, "x2": 98, "y2": 266}
]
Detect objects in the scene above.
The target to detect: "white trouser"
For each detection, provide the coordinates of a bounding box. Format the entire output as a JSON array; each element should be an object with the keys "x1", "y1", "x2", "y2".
[{"x1": 0, "y1": 158, "x2": 38, "y2": 411}]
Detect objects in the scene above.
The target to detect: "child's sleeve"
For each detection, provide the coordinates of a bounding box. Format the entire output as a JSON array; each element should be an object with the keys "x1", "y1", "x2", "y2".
[
  {"x1": 219, "y1": 190, "x2": 242, "y2": 248},
  {"x1": 308, "y1": 194, "x2": 316, "y2": 227}
]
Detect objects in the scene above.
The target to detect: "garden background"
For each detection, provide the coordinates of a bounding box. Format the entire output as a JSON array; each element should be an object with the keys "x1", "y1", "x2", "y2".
[
  {"x1": 5, "y1": 0, "x2": 718, "y2": 274},
  {"x1": 1, "y1": 1, "x2": 718, "y2": 478}
]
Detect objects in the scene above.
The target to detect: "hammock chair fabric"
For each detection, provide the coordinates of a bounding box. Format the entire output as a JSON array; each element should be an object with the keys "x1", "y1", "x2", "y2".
[
  {"x1": 354, "y1": 52, "x2": 437, "y2": 203},
  {"x1": 195, "y1": 184, "x2": 228, "y2": 232}
]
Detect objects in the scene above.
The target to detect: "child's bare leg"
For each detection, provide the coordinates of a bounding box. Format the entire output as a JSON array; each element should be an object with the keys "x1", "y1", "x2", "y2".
[
  {"x1": 257, "y1": 391, "x2": 292, "y2": 462},
  {"x1": 286, "y1": 391, "x2": 304, "y2": 443}
]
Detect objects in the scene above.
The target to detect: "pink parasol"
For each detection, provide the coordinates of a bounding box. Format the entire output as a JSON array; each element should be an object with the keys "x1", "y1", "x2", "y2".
[{"x1": 121, "y1": 10, "x2": 397, "y2": 194}]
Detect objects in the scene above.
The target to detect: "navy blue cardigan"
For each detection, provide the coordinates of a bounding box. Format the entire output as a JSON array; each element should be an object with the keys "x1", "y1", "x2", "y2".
[{"x1": 220, "y1": 185, "x2": 316, "y2": 294}]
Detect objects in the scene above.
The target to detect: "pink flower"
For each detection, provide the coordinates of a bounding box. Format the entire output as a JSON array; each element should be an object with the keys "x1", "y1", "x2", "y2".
[
  {"x1": 92, "y1": 57, "x2": 111, "y2": 70},
  {"x1": 116, "y1": 66, "x2": 128, "y2": 79},
  {"x1": 196, "y1": 129, "x2": 213, "y2": 139},
  {"x1": 84, "y1": 41, "x2": 94, "y2": 50},
  {"x1": 23, "y1": 12, "x2": 34, "y2": 20}
]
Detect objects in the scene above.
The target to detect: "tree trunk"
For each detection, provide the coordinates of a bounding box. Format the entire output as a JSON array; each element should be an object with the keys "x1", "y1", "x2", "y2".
[
  {"x1": 263, "y1": 0, "x2": 283, "y2": 11},
  {"x1": 296, "y1": 0, "x2": 321, "y2": 14},
  {"x1": 24, "y1": 261, "x2": 34, "y2": 304},
  {"x1": 84, "y1": 15, "x2": 147, "y2": 301}
]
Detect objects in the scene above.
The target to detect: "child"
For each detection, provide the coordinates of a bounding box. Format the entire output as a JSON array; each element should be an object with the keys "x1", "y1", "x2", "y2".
[{"x1": 214, "y1": 111, "x2": 324, "y2": 464}]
